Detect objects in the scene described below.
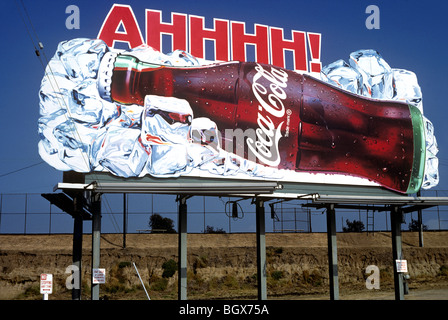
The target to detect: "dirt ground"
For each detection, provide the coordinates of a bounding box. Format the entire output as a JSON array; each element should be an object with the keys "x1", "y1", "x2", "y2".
[{"x1": 1, "y1": 231, "x2": 447, "y2": 300}]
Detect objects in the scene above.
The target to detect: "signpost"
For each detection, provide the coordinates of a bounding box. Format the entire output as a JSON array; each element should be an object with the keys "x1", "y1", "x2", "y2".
[
  {"x1": 396, "y1": 260, "x2": 408, "y2": 273},
  {"x1": 92, "y1": 268, "x2": 106, "y2": 284},
  {"x1": 40, "y1": 273, "x2": 53, "y2": 300}
]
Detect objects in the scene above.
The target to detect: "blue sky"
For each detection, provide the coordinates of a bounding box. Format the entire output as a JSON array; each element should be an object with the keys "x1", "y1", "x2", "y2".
[{"x1": 0, "y1": 0, "x2": 447, "y2": 232}]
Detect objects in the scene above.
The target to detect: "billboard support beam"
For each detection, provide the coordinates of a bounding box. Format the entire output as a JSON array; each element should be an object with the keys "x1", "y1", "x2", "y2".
[
  {"x1": 391, "y1": 205, "x2": 405, "y2": 300},
  {"x1": 326, "y1": 203, "x2": 339, "y2": 300},
  {"x1": 255, "y1": 198, "x2": 267, "y2": 300},
  {"x1": 72, "y1": 193, "x2": 83, "y2": 300},
  {"x1": 417, "y1": 191, "x2": 424, "y2": 247},
  {"x1": 91, "y1": 192, "x2": 102, "y2": 300},
  {"x1": 123, "y1": 193, "x2": 127, "y2": 249},
  {"x1": 178, "y1": 195, "x2": 188, "y2": 300}
]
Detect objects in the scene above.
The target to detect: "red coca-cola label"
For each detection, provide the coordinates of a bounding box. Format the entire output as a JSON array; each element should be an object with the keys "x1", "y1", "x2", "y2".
[
  {"x1": 236, "y1": 62, "x2": 301, "y2": 171},
  {"x1": 247, "y1": 63, "x2": 289, "y2": 167}
]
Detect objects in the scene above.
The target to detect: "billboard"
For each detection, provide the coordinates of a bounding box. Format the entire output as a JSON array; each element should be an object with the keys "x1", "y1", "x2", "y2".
[{"x1": 38, "y1": 3, "x2": 439, "y2": 194}]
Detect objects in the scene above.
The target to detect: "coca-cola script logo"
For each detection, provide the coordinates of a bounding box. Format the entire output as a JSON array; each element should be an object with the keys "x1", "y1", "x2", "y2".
[{"x1": 247, "y1": 64, "x2": 288, "y2": 167}]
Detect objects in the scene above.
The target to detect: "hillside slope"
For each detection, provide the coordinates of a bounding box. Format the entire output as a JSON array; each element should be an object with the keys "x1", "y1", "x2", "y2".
[{"x1": 1, "y1": 231, "x2": 447, "y2": 300}]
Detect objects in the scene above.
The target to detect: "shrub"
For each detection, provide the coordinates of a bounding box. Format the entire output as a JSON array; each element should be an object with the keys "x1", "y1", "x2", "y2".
[
  {"x1": 162, "y1": 259, "x2": 178, "y2": 278},
  {"x1": 343, "y1": 219, "x2": 365, "y2": 232},
  {"x1": 151, "y1": 277, "x2": 168, "y2": 291},
  {"x1": 118, "y1": 261, "x2": 131, "y2": 269},
  {"x1": 223, "y1": 275, "x2": 239, "y2": 289},
  {"x1": 408, "y1": 219, "x2": 428, "y2": 231},
  {"x1": 439, "y1": 265, "x2": 448, "y2": 277},
  {"x1": 149, "y1": 213, "x2": 176, "y2": 233},
  {"x1": 193, "y1": 255, "x2": 208, "y2": 274},
  {"x1": 204, "y1": 225, "x2": 226, "y2": 233},
  {"x1": 302, "y1": 269, "x2": 322, "y2": 287},
  {"x1": 271, "y1": 270, "x2": 284, "y2": 281}
]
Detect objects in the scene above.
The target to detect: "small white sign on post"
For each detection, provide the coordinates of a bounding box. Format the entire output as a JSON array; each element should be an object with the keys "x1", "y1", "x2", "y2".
[
  {"x1": 92, "y1": 268, "x2": 106, "y2": 284},
  {"x1": 396, "y1": 260, "x2": 408, "y2": 273},
  {"x1": 40, "y1": 274, "x2": 53, "y2": 300}
]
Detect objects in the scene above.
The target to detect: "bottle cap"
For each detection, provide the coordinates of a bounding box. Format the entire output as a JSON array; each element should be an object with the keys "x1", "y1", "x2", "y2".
[{"x1": 97, "y1": 51, "x2": 118, "y2": 102}]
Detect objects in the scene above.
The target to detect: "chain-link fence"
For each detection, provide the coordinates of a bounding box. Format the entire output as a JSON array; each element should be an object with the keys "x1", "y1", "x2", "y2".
[{"x1": 0, "y1": 191, "x2": 447, "y2": 234}]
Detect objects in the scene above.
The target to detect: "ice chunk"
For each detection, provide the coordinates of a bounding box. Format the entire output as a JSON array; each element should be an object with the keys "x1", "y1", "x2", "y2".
[
  {"x1": 38, "y1": 38, "x2": 120, "y2": 174},
  {"x1": 52, "y1": 119, "x2": 97, "y2": 172},
  {"x1": 115, "y1": 105, "x2": 143, "y2": 129},
  {"x1": 422, "y1": 117, "x2": 439, "y2": 189},
  {"x1": 141, "y1": 95, "x2": 193, "y2": 146},
  {"x1": 189, "y1": 118, "x2": 220, "y2": 148},
  {"x1": 349, "y1": 49, "x2": 394, "y2": 99},
  {"x1": 148, "y1": 144, "x2": 189, "y2": 177},
  {"x1": 392, "y1": 69, "x2": 423, "y2": 113},
  {"x1": 320, "y1": 59, "x2": 362, "y2": 94},
  {"x1": 92, "y1": 127, "x2": 149, "y2": 177},
  {"x1": 188, "y1": 118, "x2": 221, "y2": 167},
  {"x1": 57, "y1": 38, "x2": 109, "y2": 80}
]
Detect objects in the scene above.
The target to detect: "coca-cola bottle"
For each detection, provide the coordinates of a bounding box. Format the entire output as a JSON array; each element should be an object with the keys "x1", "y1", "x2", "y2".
[{"x1": 97, "y1": 52, "x2": 425, "y2": 194}]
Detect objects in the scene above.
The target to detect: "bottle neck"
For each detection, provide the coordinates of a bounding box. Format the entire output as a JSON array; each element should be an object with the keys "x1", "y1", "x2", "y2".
[
  {"x1": 97, "y1": 51, "x2": 118, "y2": 102},
  {"x1": 98, "y1": 53, "x2": 164, "y2": 102}
]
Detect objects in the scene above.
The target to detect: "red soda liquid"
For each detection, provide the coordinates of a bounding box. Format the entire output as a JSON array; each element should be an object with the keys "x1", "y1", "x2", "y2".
[{"x1": 108, "y1": 55, "x2": 425, "y2": 193}]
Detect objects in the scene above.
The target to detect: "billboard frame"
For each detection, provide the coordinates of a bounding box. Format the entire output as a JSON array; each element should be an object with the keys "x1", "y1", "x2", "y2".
[{"x1": 44, "y1": 171, "x2": 448, "y2": 301}]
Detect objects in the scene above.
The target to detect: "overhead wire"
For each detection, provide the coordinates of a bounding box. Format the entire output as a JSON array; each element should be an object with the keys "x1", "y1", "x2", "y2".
[{"x1": 0, "y1": 161, "x2": 45, "y2": 178}]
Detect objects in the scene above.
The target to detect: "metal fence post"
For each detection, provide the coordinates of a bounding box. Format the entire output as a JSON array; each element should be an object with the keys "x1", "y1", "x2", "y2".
[
  {"x1": 326, "y1": 203, "x2": 339, "y2": 300},
  {"x1": 91, "y1": 192, "x2": 101, "y2": 300},
  {"x1": 178, "y1": 196, "x2": 188, "y2": 300},
  {"x1": 256, "y1": 198, "x2": 267, "y2": 300}
]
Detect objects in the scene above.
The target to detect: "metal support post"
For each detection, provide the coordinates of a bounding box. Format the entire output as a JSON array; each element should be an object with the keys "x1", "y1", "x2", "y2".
[
  {"x1": 391, "y1": 206, "x2": 404, "y2": 300},
  {"x1": 326, "y1": 204, "x2": 339, "y2": 300},
  {"x1": 71, "y1": 193, "x2": 84, "y2": 300},
  {"x1": 418, "y1": 207, "x2": 424, "y2": 247},
  {"x1": 91, "y1": 192, "x2": 101, "y2": 300},
  {"x1": 72, "y1": 213, "x2": 83, "y2": 300},
  {"x1": 123, "y1": 193, "x2": 127, "y2": 249},
  {"x1": 178, "y1": 196, "x2": 188, "y2": 300},
  {"x1": 417, "y1": 191, "x2": 423, "y2": 247},
  {"x1": 256, "y1": 198, "x2": 267, "y2": 300}
]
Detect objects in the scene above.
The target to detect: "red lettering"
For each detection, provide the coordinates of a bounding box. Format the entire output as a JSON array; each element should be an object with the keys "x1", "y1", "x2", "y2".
[
  {"x1": 231, "y1": 22, "x2": 269, "y2": 64},
  {"x1": 97, "y1": 5, "x2": 322, "y2": 71},
  {"x1": 189, "y1": 15, "x2": 229, "y2": 61},
  {"x1": 146, "y1": 10, "x2": 187, "y2": 52},
  {"x1": 307, "y1": 32, "x2": 322, "y2": 73},
  {"x1": 270, "y1": 27, "x2": 307, "y2": 72},
  {"x1": 97, "y1": 4, "x2": 144, "y2": 49}
]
